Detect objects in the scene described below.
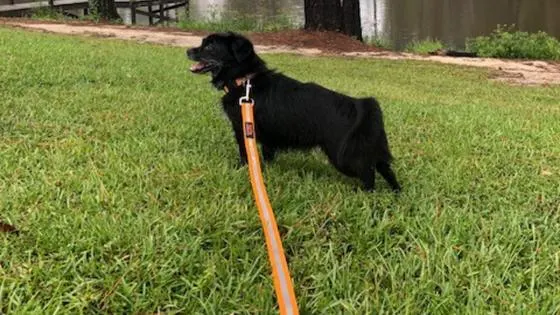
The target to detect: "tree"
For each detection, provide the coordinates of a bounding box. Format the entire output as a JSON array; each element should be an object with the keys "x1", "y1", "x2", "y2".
[
  {"x1": 89, "y1": 0, "x2": 120, "y2": 20},
  {"x1": 304, "y1": 0, "x2": 363, "y2": 41}
]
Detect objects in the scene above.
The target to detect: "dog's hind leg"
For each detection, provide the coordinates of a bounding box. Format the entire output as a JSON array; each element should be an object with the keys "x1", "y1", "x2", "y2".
[
  {"x1": 359, "y1": 169, "x2": 376, "y2": 191},
  {"x1": 349, "y1": 157, "x2": 377, "y2": 192},
  {"x1": 376, "y1": 161, "x2": 401, "y2": 192}
]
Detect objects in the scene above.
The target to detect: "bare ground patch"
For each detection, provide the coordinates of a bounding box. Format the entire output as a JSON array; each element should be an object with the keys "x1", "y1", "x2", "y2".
[{"x1": 2, "y1": 18, "x2": 559, "y2": 86}]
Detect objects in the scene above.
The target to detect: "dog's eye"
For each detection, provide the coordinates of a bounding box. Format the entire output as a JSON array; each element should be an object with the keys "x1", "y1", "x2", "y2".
[{"x1": 204, "y1": 44, "x2": 214, "y2": 51}]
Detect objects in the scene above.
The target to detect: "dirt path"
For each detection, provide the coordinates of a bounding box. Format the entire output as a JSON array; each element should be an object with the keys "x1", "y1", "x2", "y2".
[{"x1": 2, "y1": 19, "x2": 560, "y2": 86}]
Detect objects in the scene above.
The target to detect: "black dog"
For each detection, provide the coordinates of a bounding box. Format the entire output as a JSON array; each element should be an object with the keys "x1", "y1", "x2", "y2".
[{"x1": 187, "y1": 32, "x2": 400, "y2": 192}]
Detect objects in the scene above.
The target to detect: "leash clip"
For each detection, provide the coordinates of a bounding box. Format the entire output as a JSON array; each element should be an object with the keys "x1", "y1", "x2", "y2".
[{"x1": 239, "y1": 79, "x2": 254, "y2": 106}]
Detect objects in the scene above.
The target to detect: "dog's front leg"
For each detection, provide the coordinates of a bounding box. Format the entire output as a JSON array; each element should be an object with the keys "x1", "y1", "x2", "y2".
[
  {"x1": 224, "y1": 106, "x2": 248, "y2": 167},
  {"x1": 232, "y1": 124, "x2": 248, "y2": 167},
  {"x1": 262, "y1": 145, "x2": 277, "y2": 162}
]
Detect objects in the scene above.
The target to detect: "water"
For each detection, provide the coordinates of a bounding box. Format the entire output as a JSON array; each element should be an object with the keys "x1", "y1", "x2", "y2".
[
  {"x1": 372, "y1": 0, "x2": 560, "y2": 49},
  {"x1": 117, "y1": 6, "x2": 179, "y2": 25},
  {"x1": 50, "y1": 0, "x2": 560, "y2": 50},
  {"x1": 188, "y1": 0, "x2": 304, "y2": 26},
  {"x1": 187, "y1": 0, "x2": 560, "y2": 50}
]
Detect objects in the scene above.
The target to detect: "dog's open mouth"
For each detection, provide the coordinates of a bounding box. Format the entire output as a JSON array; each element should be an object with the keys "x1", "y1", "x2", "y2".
[{"x1": 189, "y1": 62, "x2": 212, "y2": 74}]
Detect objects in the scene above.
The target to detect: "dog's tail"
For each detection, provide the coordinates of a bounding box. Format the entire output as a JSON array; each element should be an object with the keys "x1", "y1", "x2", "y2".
[{"x1": 336, "y1": 98, "x2": 373, "y2": 165}]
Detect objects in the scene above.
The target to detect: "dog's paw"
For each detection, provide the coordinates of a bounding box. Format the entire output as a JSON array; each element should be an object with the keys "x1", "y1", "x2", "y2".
[
  {"x1": 353, "y1": 185, "x2": 375, "y2": 193},
  {"x1": 263, "y1": 155, "x2": 275, "y2": 163},
  {"x1": 262, "y1": 148, "x2": 276, "y2": 162},
  {"x1": 361, "y1": 183, "x2": 375, "y2": 192}
]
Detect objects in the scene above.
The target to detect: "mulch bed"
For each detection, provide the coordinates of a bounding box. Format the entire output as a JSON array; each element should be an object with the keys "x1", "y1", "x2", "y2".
[
  {"x1": 0, "y1": 17, "x2": 384, "y2": 53},
  {"x1": 247, "y1": 30, "x2": 383, "y2": 53}
]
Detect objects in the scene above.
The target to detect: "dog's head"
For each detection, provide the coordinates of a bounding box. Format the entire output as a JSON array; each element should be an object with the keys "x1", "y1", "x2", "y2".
[{"x1": 187, "y1": 32, "x2": 264, "y2": 86}]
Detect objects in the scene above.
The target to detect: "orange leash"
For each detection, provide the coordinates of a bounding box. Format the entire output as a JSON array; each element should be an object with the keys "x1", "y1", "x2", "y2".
[{"x1": 239, "y1": 81, "x2": 299, "y2": 315}]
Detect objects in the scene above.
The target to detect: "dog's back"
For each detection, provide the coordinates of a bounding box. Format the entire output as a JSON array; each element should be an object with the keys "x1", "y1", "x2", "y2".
[{"x1": 247, "y1": 72, "x2": 357, "y2": 149}]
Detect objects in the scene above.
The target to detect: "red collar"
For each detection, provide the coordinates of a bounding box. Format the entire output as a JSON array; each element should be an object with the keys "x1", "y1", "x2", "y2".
[{"x1": 223, "y1": 73, "x2": 256, "y2": 93}]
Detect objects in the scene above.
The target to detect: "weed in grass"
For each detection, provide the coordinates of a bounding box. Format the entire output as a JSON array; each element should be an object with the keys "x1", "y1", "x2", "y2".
[
  {"x1": 466, "y1": 24, "x2": 560, "y2": 60},
  {"x1": 1, "y1": 27, "x2": 560, "y2": 313},
  {"x1": 405, "y1": 38, "x2": 445, "y2": 55}
]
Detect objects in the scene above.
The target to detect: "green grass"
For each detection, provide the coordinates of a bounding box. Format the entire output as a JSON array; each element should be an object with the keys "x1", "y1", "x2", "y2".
[
  {"x1": 364, "y1": 35, "x2": 393, "y2": 50},
  {"x1": 1, "y1": 27, "x2": 560, "y2": 314},
  {"x1": 467, "y1": 25, "x2": 560, "y2": 60},
  {"x1": 178, "y1": 9, "x2": 297, "y2": 33},
  {"x1": 30, "y1": 7, "x2": 66, "y2": 20},
  {"x1": 405, "y1": 38, "x2": 445, "y2": 55},
  {"x1": 29, "y1": 6, "x2": 121, "y2": 24}
]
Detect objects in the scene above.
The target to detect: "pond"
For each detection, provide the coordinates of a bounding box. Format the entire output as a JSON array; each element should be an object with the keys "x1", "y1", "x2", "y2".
[
  {"x1": 116, "y1": 0, "x2": 560, "y2": 50},
  {"x1": 187, "y1": 0, "x2": 560, "y2": 50}
]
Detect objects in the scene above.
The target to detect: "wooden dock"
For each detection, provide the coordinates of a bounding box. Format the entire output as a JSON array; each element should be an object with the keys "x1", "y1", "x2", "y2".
[{"x1": 0, "y1": 0, "x2": 188, "y2": 25}]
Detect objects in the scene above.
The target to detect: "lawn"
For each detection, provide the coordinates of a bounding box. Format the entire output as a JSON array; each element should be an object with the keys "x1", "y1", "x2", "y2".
[{"x1": 1, "y1": 27, "x2": 560, "y2": 314}]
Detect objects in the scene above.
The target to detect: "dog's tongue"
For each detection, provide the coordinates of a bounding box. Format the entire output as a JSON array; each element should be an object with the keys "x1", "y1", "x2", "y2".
[{"x1": 190, "y1": 62, "x2": 206, "y2": 72}]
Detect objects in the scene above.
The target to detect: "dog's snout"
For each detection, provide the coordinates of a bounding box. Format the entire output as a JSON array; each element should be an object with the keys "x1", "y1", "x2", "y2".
[{"x1": 186, "y1": 48, "x2": 197, "y2": 59}]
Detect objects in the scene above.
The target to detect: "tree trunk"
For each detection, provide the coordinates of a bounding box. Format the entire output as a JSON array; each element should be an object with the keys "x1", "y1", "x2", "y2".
[
  {"x1": 304, "y1": 0, "x2": 362, "y2": 41},
  {"x1": 342, "y1": 0, "x2": 362, "y2": 41},
  {"x1": 304, "y1": 0, "x2": 342, "y2": 32},
  {"x1": 89, "y1": 0, "x2": 120, "y2": 20}
]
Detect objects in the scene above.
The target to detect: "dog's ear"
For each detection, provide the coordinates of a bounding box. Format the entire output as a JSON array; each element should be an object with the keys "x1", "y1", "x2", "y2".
[{"x1": 231, "y1": 36, "x2": 254, "y2": 62}]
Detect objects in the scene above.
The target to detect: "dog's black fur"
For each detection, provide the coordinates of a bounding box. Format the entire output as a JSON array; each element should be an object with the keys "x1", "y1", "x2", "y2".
[{"x1": 187, "y1": 32, "x2": 401, "y2": 191}]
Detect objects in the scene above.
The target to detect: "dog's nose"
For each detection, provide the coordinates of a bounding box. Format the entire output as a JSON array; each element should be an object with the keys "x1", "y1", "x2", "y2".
[{"x1": 186, "y1": 48, "x2": 196, "y2": 58}]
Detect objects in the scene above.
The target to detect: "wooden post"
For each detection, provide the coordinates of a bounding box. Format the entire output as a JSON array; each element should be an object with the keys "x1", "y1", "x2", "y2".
[
  {"x1": 148, "y1": 2, "x2": 153, "y2": 25},
  {"x1": 130, "y1": 1, "x2": 136, "y2": 24},
  {"x1": 48, "y1": 0, "x2": 54, "y2": 8}
]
